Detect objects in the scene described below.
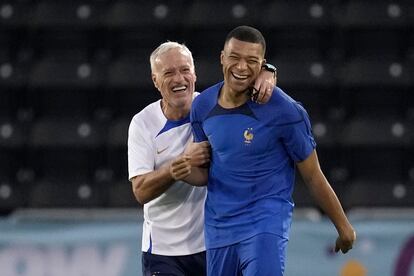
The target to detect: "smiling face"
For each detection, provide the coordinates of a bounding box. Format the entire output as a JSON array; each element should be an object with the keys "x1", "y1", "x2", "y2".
[
  {"x1": 152, "y1": 47, "x2": 196, "y2": 120},
  {"x1": 221, "y1": 38, "x2": 265, "y2": 95}
]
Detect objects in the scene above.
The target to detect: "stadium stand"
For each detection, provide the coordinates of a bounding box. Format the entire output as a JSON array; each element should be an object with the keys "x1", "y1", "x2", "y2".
[{"x1": 0, "y1": 0, "x2": 413, "y2": 214}]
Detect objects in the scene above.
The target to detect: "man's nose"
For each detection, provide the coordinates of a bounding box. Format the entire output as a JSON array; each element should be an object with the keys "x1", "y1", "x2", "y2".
[
  {"x1": 172, "y1": 72, "x2": 185, "y2": 82},
  {"x1": 236, "y1": 59, "x2": 248, "y2": 70}
]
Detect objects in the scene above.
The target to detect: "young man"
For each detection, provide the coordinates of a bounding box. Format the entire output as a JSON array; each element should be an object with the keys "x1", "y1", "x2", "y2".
[
  {"x1": 127, "y1": 41, "x2": 276, "y2": 276},
  {"x1": 184, "y1": 26, "x2": 356, "y2": 276}
]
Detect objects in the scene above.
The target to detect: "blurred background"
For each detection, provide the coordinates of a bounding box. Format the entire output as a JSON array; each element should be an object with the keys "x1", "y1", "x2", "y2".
[{"x1": 0, "y1": 0, "x2": 413, "y2": 275}]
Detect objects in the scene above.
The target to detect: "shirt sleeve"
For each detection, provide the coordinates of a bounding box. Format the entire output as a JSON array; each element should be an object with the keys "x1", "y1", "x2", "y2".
[
  {"x1": 127, "y1": 116, "x2": 155, "y2": 180},
  {"x1": 190, "y1": 99, "x2": 208, "y2": 143},
  {"x1": 282, "y1": 104, "x2": 316, "y2": 162}
]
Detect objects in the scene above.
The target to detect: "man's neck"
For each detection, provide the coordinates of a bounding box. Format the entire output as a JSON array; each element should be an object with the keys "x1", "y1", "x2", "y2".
[
  {"x1": 218, "y1": 86, "x2": 249, "y2": 108},
  {"x1": 161, "y1": 100, "x2": 190, "y2": 121}
]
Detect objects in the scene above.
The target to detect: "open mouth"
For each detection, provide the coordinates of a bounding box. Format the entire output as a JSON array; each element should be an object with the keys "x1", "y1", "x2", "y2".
[
  {"x1": 172, "y1": 85, "x2": 187, "y2": 93},
  {"x1": 231, "y1": 72, "x2": 249, "y2": 81}
]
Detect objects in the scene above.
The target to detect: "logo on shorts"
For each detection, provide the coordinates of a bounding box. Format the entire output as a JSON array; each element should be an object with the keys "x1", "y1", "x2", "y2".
[{"x1": 244, "y1": 128, "x2": 254, "y2": 145}]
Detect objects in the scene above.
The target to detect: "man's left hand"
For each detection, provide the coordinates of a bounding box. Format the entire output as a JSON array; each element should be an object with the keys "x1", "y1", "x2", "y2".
[{"x1": 252, "y1": 67, "x2": 277, "y2": 104}]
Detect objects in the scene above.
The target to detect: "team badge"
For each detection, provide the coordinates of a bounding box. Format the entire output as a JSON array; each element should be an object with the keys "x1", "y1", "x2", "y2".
[{"x1": 244, "y1": 128, "x2": 254, "y2": 144}]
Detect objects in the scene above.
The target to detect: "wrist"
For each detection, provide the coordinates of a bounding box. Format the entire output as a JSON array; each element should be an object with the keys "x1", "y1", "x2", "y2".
[{"x1": 262, "y1": 63, "x2": 277, "y2": 78}]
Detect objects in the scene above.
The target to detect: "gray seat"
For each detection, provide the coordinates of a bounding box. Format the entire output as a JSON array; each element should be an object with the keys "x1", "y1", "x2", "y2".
[
  {"x1": 343, "y1": 180, "x2": 414, "y2": 209},
  {"x1": 29, "y1": 179, "x2": 104, "y2": 208},
  {"x1": 106, "y1": 0, "x2": 185, "y2": 28},
  {"x1": 261, "y1": 1, "x2": 331, "y2": 28}
]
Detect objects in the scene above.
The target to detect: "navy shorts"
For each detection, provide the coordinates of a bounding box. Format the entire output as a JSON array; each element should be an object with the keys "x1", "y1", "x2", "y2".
[
  {"x1": 142, "y1": 251, "x2": 206, "y2": 276},
  {"x1": 207, "y1": 233, "x2": 288, "y2": 276}
]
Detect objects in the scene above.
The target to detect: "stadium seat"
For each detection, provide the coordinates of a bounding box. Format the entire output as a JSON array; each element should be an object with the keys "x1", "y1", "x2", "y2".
[
  {"x1": 29, "y1": 58, "x2": 103, "y2": 89},
  {"x1": 0, "y1": 180, "x2": 27, "y2": 213},
  {"x1": 29, "y1": 118, "x2": 105, "y2": 148},
  {"x1": 261, "y1": 1, "x2": 331, "y2": 28},
  {"x1": 29, "y1": 179, "x2": 104, "y2": 208},
  {"x1": 107, "y1": 57, "x2": 152, "y2": 89},
  {"x1": 273, "y1": 59, "x2": 335, "y2": 88},
  {"x1": 107, "y1": 180, "x2": 138, "y2": 208},
  {"x1": 107, "y1": 118, "x2": 129, "y2": 148},
  {"x1": 0, "y1": 119, "x2": 26, "y2": 148},
  {"x1": 0, "y1": 54, "x2": 29, "y2": 89},
  {"x1": 340, "y1": 117, "x2": 409, "y2": 147},
  {"x1": 194, "y1": 58, "x2": 223, "y2": 91},
  {"x1": 293, "y1": 173, "x2": 346, "y2": 209},
  {"x1": 293, "y1": 177, "x2": 316, "y2": 208},
  {"x1": 183, "y1": 29, "x2": 228, "y2": 59},
  {"x1": 311, "y1": 119, "x2": 341, "y2": 147},
  {"x1": 30, "y1": 1, "x2": 105, "y2": 29},
  {"x1": 338, "y1": 58, "x2": 411, "y2": 88},
  {"x1": 333, "y1": 1, "x2": 409, "y2": 28},
  {"x1": 108, "y1": 89, "x2": 159, "y2": 120},
  {"x1": 185, "y1": 0, "x2": 259, "y2": 28},
  {"x1": 0, "y1": 0, "x2": 30, "y2": 29},
  {"x1": 343, "y1": 180, "x2": 414, "y2": 209},
  {"x1": 342, "y1": 30, "x2": 403, "y2": 60},
  {"x1": 27, "y1": 147, "x2": 105, "y2": 181},
  {"x1": 343, "y1": 148, "x2": 405, "y2": 183},
  {"x1": 0, "y1": 149, "x2": 22, "y2": 180},
  {"x1": 106, "y1": 0, "x2": 185, "y2": 29}
]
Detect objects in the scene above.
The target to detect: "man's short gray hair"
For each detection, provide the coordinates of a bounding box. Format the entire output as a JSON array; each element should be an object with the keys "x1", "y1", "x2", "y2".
[{"x1": 150, "y1": 41, "x2": 195, "y2": 73}]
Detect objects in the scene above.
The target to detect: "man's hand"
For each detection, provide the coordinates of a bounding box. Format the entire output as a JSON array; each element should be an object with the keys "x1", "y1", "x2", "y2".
[
  {"x1": 170, "y1": 155, "x2": 192, "y2": 181},
  {"x1": 335, "y1": 228, "x2": 356, "y2": 254},
  {"x1": 184, "y1": 141, "x2": 210, "y2": 167},
  {"x1": 251, "y1": 66, "x2": 278, "y2": 104}
]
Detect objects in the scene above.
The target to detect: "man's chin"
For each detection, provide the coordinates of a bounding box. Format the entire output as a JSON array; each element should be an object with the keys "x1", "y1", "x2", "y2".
[{"x1": 229, "y1": 82, "x2": 250, "y2": 93}]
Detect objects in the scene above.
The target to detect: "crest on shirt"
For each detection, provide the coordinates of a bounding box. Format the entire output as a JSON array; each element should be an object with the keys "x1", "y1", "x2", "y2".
[{"x1": 244, "y1": 128, "x2": 254, "y2": 144}]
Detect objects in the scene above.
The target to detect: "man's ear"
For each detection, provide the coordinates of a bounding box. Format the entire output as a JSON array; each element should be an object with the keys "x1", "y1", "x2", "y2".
[
  {"x1": 220, "y1": 51, "x2": 224, "y2": 65},
  {"x1": 152, "y1": 73, "x2": 159, "y2": 90},
  {"x1": 262, "y1": 59, "x2": 267, "y2": 67}
]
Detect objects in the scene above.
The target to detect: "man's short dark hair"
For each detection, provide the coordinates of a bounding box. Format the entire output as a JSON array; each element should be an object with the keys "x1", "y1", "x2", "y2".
[{"x1": 224, "y1": 25, "x2": 266, "y2": 54}]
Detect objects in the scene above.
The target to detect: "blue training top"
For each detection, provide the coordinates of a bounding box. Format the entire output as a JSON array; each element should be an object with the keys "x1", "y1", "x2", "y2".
[{"x1": 191, "y1": 82, "x2": 316, "y2": 249}]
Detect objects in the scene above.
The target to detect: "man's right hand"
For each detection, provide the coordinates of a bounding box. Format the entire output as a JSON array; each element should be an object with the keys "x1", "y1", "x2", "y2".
[
  {"x1": 184, "y1": 141, "x2": 210, "y2": 167},
  {"x1": 335, "y1": 228, "x2": 356, "y2": 254},
  {"x1": 170, "y1": 155, "x2": 192, "y2": 181}
]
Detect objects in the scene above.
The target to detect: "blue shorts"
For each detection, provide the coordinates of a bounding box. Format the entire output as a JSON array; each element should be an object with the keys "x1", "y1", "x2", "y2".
[
  {"x1": 142, "y1": 251, "x2": 206, "y2": 276},
  {"x1": 207, "y1": 233, "x2": 288, "y2": 276}
]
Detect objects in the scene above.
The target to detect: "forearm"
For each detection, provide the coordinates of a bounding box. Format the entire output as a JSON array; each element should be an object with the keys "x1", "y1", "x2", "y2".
[
  {"x1": 184, "y1": 166, "x2": 208, "y2": 186},
  {"x1": 131, "y1": 165, "x2": 174, "y2": 205},
  {"x1": 303, "y1": 171, "x2": 352, "y2": 234}
]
